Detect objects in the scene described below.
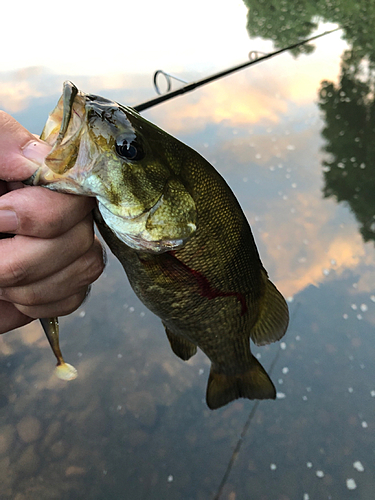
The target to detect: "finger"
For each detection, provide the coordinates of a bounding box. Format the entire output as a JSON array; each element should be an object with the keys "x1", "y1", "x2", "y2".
[
  {"x1": 0, "y1": 185, "x2": 96, "y2": 238},
  {"x1": 13, "y1": 288, "x2": 90, "y2": 319},
  {"x1": 1, "y1": 237, "x2": 105, "y2": 306},
  {"x1": 0, "y1": 112, "x2": 51, "y2": 181},
  {"x1": 0, "y1": 301, "x2": 32, "y2": 334},
  {"x1": 0, "y1": 214, "x2": 95, "y2": 288}
]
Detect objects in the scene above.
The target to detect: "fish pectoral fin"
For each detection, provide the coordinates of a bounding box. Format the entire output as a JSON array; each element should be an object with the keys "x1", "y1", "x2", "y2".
[
  {"x1": 250, "y1": 271, "x2": 289, "y2": 346},
  {"x1": 206, "y1": 356, "x2": 276, "y2": 410},
  {"x1": 165, "y1": 327, "x2": 197, "y2": 361}
]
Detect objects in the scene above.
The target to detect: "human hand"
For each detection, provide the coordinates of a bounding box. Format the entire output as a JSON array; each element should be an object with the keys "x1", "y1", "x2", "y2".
[{"x1": 0, "y1": 111, "x2": 105, "y2": 334}]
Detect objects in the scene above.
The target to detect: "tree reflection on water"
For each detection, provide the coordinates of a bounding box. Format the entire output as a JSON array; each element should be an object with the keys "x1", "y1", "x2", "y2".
[
  {"x1": 319, "y1": 50, "x2": 375, "y2": 243},
  {"x1": 243, "y1": 0, "x2": 375, "y2": 245}
]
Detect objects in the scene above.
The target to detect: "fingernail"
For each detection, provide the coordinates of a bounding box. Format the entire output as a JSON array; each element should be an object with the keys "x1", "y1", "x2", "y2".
[
  {"x1": 22, "y1": 140, "x2": 51, "y2": 164},
  {"x1": 0, "y1": 210, "x2": 18, "y2": 232}
]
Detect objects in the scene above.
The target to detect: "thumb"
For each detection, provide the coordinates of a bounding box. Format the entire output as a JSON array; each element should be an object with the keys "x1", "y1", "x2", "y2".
[{"x1": 0, "y1": 111, "x2": 51, "y2": 182}]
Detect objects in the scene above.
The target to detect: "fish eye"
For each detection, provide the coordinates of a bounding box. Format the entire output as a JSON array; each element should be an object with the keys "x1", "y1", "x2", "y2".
[{"x1": 115, "y1": 136, "x2": 144, "y2": 161}]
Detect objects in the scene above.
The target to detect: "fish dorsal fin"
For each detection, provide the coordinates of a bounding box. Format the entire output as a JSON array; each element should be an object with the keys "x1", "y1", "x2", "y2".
[
  {"x1": 206, "y1": 355, "x2": 276, "y2": 410},
  {"x1": 250, "y1": 271, "x2": 289, "y2": 346}
]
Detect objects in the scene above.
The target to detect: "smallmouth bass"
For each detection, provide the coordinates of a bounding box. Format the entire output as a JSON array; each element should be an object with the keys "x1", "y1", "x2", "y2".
[{"x1": 28, "y1": 82, "x2": 289, "y2": 409}]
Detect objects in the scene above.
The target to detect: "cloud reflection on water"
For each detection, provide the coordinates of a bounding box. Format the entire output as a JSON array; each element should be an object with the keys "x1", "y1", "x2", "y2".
[
  {"x1": 0, "y1": 60, "x2": 370, "y2": 304},
  {"x1": 0, "y1": 52, "x2": 370, "y2": 330}
]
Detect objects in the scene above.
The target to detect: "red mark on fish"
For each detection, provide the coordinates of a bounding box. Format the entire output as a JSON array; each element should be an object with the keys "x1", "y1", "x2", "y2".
[{"x1": 169, "y1": 251, "x2": 248, "y2": 315}]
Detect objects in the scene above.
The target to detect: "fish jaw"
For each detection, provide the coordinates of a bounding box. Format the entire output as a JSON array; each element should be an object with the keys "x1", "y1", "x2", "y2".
[
  {"x1": 28, "y1": 81, "x2": 99, "y2": 196},
  {"x1": 41, "y1": 81, "x2": 88, "y2": 177}
]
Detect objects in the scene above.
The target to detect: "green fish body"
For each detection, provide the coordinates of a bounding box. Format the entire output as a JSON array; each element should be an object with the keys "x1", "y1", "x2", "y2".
[{"x1": 31, "y1": 82, "x2": 288, "y2": 409}]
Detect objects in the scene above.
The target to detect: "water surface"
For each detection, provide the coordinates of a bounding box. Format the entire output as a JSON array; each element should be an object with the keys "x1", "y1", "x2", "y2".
[{"x1": 1, "y1": 6, "x2": 375, "y2": 499}]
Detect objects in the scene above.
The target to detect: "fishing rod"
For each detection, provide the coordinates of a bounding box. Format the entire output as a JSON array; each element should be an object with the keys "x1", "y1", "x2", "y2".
[{"x1": 134, "y1": 27, "x2": 341, "y2": 113}]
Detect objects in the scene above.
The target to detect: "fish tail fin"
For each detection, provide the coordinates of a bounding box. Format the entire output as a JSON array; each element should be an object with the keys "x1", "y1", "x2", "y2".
[
  {"x1": 250, "y1": 271, "x2": 289, "y2": 346},
  {"x1": 206, "y1": 356, "x2": 276, "y2": 410}
]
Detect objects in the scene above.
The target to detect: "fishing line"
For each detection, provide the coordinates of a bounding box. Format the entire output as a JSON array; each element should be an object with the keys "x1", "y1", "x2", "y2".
[
  {"x1": 213, "y1": 302, "x2": 301, "y2": 500},
  {"x1": 134, "y1": 27, "x2": 341, "y2": 112}
]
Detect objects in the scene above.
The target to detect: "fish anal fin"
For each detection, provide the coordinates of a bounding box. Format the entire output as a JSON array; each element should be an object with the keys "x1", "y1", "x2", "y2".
[
  {"x1": 250, "y1": 271, "x2": 289, "y2": 346},
  {"x1": 206, "y1": 356, "x2": 276, "y2": 410},
  {"x1": 165, "y1": 327, "x2": 197, "y2": 361}
]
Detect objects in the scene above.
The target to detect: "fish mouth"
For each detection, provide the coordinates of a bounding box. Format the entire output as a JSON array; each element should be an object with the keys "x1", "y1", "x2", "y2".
[
  {"x1": 38, "y1": 81, "x2": 87, "y2": 176},
  {"x1": 52, "y1": 81, "x2": 79, "y2": 148}
]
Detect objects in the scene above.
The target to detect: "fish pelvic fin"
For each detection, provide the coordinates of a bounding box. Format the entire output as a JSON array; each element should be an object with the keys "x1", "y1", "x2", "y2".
[
  {"x1": 250, "y1": 271, "x2": 289, "y2": 346},
  {"x1": 165, "y1": 327, "x2": 198, "y2": 361},
  {"x1": 206, "y1": 356, "x2": 276, "y2": 410}
]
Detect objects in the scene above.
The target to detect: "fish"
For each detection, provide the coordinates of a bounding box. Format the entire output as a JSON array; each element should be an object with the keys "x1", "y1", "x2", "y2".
[{"x1": 27, "y1": 81, "x2": 289, "y2": 409}]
